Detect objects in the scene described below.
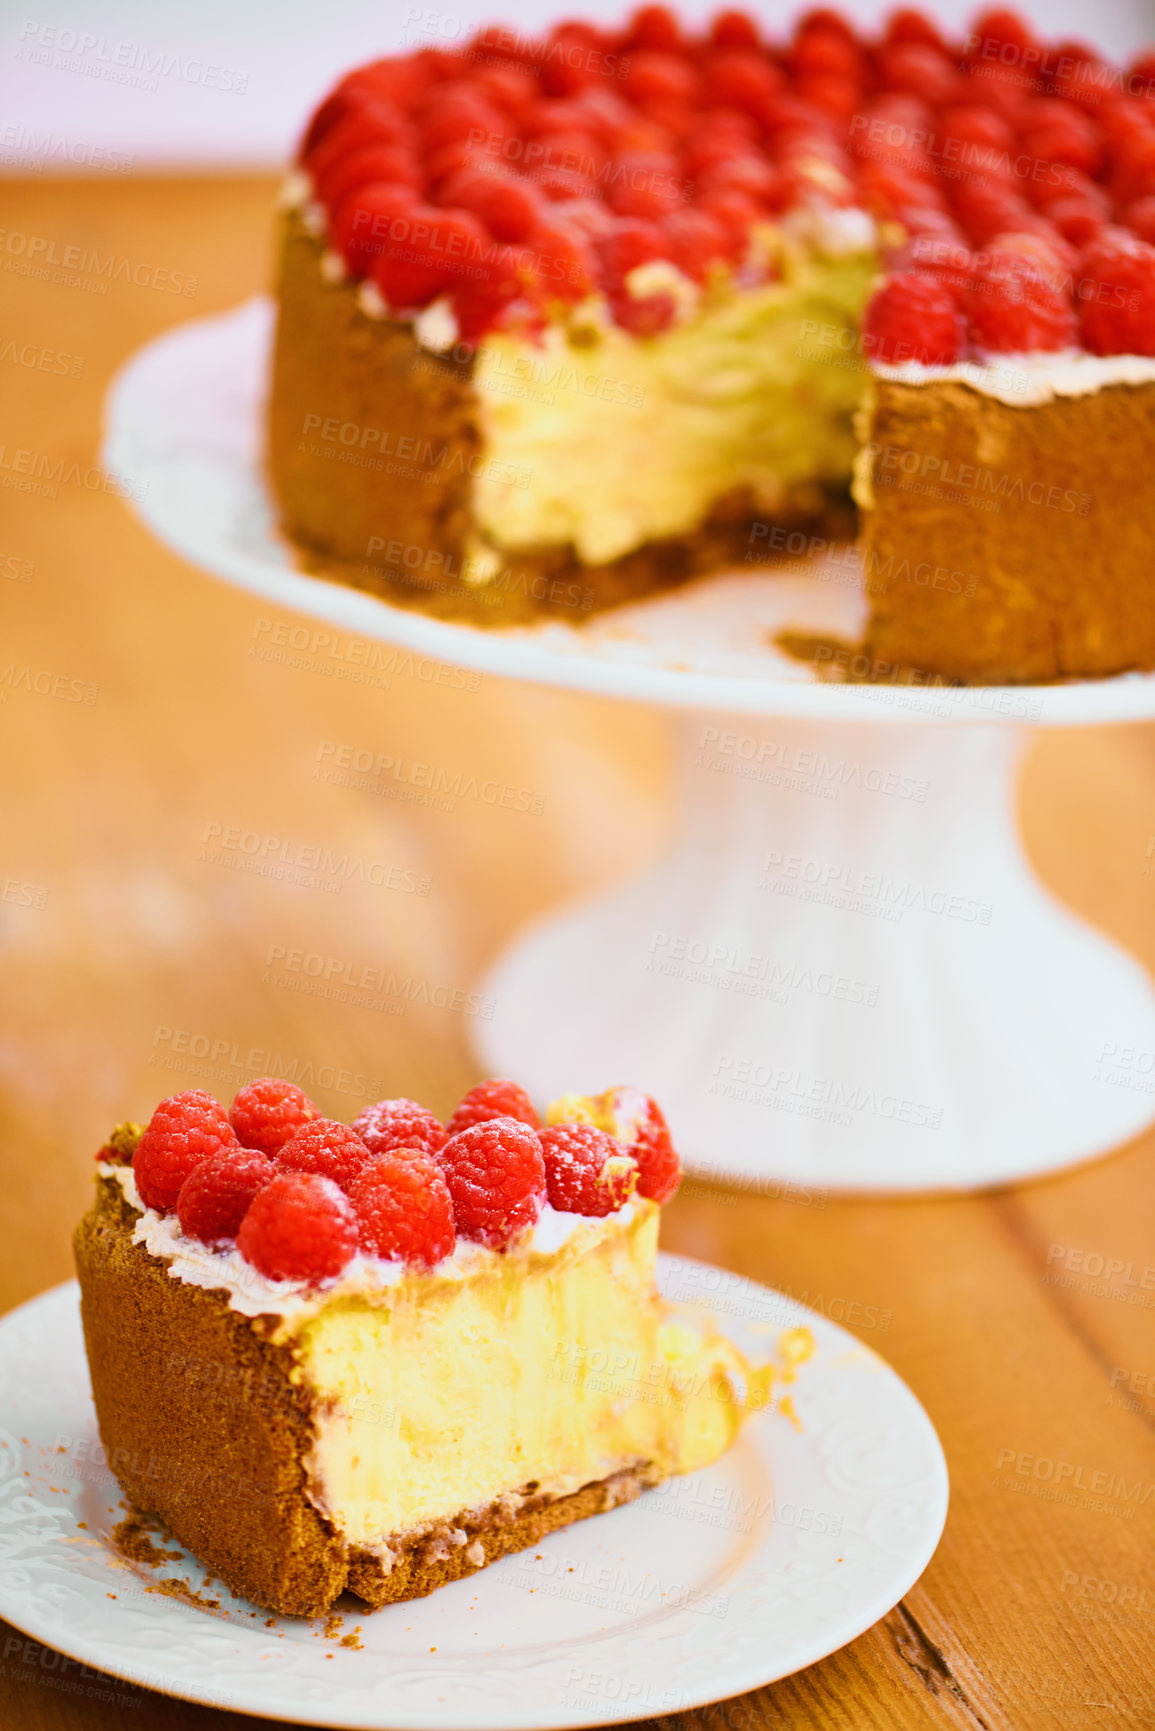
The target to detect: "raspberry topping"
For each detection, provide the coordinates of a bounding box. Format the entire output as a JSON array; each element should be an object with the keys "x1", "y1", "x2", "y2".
[
  {"x1": 237, "y1": 1173, "x2": 359, "y2": 1283},
  {"x1": 176, "y1": 1148, "x2": 277, "y2": 1247},
  {"x1": 1078, "y1": 232, "x2": 1155, "y2": 356},
  {"x1": 353, "y1": 1098, "x2": 447, "y2": 1160},
  {"x1": 446, "y1": 1078, "x2": 541, "y2": 1136},
  {"x1": 965, "y1": 246, "x2": 1077, "y2": 353},
  {"x1": 133, "y1": 1090, "x2": 239, "y2": 1213},
  {"x1": 541, "y1": 1124, "x2": 638, "y2": 1215},
  {"x1": 861, "y1": 272, "x2": 966, "y2": 366},
  {"x1": 300, "y1": 9, "x2": 1155, "y2": 352},
  {"x1": 438, "y1": 1117, "x2": 546, "y2": 1248},
  {"x1": 348, "y1": 1149, "x2": 456, "y2": 1266},
  {"x1": 229, "y1": 1078, "x2": 320, "y2": 1156},
  {"x1": 548, "y1": 1085, "x2": 682, "y2": 1203},
  {"x1": 277, "y1": 1118, "x2": 375, "y2": 1190}
]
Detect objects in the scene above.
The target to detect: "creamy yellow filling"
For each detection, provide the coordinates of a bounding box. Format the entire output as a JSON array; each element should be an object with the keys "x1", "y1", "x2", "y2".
[
  {"x1": 470, "y1": 242, "x2": 877, "y2": 567},
  {"x1": 281, "y1": 1202, "x2": 762, "y2": 1546}
]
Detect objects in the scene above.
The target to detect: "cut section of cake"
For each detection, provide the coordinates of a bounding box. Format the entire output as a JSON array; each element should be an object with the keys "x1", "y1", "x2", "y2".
[
  {"x1": 266, "y1": 6, "x2": 1155, "y2": 679},
  {"x1": 75, "y1": 1078, "x2": 791, "y2": 1617}
]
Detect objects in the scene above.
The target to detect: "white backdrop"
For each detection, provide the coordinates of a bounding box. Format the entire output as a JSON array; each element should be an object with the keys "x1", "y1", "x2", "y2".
[{"x1": 3, "y1": 0, "x2": 1153, "y2": 171}]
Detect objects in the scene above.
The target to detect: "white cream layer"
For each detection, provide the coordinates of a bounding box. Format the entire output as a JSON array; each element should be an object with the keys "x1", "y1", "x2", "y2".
[
  {"x1": 873, "y1": 350, "x2": 1155, "y2": 406},
  {"x1": 99, "y1": 1161, "x2": 632, "y2": 1323}
]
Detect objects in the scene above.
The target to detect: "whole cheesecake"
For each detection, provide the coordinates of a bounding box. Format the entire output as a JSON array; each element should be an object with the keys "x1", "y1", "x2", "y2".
[
  {"x1": 267, "y1": 5, "x2": 1155, "y2": 680},
  {"x1": 75, "y1": 1078, "x2": 795, "y2": 1617}
]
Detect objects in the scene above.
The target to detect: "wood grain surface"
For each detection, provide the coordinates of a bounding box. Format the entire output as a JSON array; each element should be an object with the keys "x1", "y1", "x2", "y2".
[{"x1": 1, "y1": 176, "x2": 1154, "y2": 1730}]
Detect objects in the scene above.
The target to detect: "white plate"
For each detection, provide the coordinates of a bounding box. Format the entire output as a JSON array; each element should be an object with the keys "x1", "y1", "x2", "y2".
[
  {"x1": 0, "y1": 1264, "x2": 947, "y2": 1728},
  {"x1": 101, "y1": 297, "x2": 1155, "y2": 726}
]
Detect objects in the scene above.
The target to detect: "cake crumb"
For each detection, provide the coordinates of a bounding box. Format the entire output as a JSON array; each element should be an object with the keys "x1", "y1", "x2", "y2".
[
  {"x1": 265, "y1": 1618, "x2": 277, "y2": 1628},
  {"x1": 149, "y1": 1577, "x2": 221, "y2": 1611},
  {"x1": 340, "y1": 1629, "x2": 363, "y2": 1650},
  {"x1": 112, "y1": 1515, "x2": 182, "y2": 1568},
  {"x1": 106, "y1": 1593, "x2": 116, "y2": 1599},
  {"x1": 322, "y1": 1614, "x2": 343, "y2": 1641},
  {"x1": 77, "y1": 1521, "x2": 87, "y2": 1530}
]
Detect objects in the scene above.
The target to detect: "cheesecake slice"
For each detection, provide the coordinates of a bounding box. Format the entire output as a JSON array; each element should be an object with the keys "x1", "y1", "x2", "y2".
[{"x1": 75, "y1": 1080, "x2": 782, "y2": 1617}]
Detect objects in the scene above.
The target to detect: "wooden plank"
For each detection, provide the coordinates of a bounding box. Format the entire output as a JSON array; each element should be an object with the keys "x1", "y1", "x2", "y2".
[{"x1": 2, "y1": 175, "x2": 1155, "y2": 1730}]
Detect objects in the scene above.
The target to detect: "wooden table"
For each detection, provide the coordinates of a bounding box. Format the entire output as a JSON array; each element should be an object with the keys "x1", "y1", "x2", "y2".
[{"x1": 2, "y1": 176, "x2": 1154, "y2": 1731}]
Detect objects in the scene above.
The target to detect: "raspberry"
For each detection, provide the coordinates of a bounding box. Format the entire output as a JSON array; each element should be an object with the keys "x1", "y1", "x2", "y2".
[
  {"x1": 547, "y1": 1086, "x2": 681, "y2": 1203},
  {"x1": 966, "y1": 249, "x2": 1076, "y2": 353},
  {"x1": 876, "y1": 44, "x2": 960, "y2": 108},
  {"x1": 176, "y1": 1148, "x2": 276, "y2": 1247},
  {"x1": 348, "y1": 1150, "x2": 456, "y2": 1266},
  {"x1": 133, "y1": 1091, "x2": 239, "y2": 1213},
  {"x1": 662, "y1": 207, "x2": 732, "y2": 278},
  {"x1": 1046, "y1": 196, "x2": 1108, "y2": 249},
  {"x1": 1123, "y1": 196, "x2": 1155, "y2": 246},
  {"x1": 331, "y1": 182, "x2": 419, "y2": 278},
  {"x1": 438, "y1": 1118, "x2": 545, "y2": 1248},
  {"x1": 370, "y1": 204, "x2": 491, "y2": 308},
  {"x1": 237, "y1": 1173, "x2": 358, "y2": 1283},
  {"x1": 861, "y1": 273, "x2": 965, "y2": 366},
  {"x1": 230, "y1": 1078, "x2": 319, "y2": 1156},
  {"x1": 709, "y1": 11, "x2": 761, "y2": 50},
  {"x1": 353, "y1": 1098, "x2": 447, "y2": 1160},
  {"x1": 435, "y1": 168, "x2": 542, "y2": 241},
  {"x1": 446, "y1": 1078, "x2": 541, "y2": 1137},
  {"x1": 541, "y1": 1124, "x2": 638, "y2": 1216},
  {"x1": 1078, "y1": 232, "x2": 1155, "y2": 355},
  {"x1": 883, "y1": 10, "x2": 948, "y2": 50},
  {"x1": 278, "y1": 1119, "x2": 375, "y2": 1189},
  {"x1": 623, "y1": 6, "x2": 683, "y2": 54},
  {"x1": 318, "y1": 144, "x2": 423, "y2": 214}
]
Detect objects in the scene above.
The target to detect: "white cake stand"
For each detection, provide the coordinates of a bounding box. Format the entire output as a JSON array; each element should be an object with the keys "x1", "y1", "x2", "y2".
[{"x1": 102, "y1": 298, "x2": 1155, "y2": 1192}]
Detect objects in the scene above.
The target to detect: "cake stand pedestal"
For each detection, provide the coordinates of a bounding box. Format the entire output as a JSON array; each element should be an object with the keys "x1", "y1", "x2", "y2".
[{"x1": 102, "y1": 298, "x2": 1155, "y2": 1192}]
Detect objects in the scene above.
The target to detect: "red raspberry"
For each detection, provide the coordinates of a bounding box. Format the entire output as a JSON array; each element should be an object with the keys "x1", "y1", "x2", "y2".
[
  {"x1": 966, "y1": 249, "x2": 1076, "y2": 352},
  {"x1": 331, "y1": 182, "x2": 419, "y2": 278},
  {"x1": 435, "y1": 168, "x2": 542, "y2": 242},
  {"x1": 967, "y1": 10, "x2": 1037, "y2": 65},
  {"x1": 305, "y1": 105, "x2": 414, "y2": 181},
  {"x1": 541, "y1": 1124, "x2": 638, "y2": 1216},
  {"x1": 1046, "y1": 196, "x2": 1108, "y2": 249},
  {"x1": 230, "y1": 1078, "x2": 319, "y2": 1156},
  {"x1": 278, "y1": 1119, "x2": 374, "y2": 1189},
  {"x1": 353, "y1": 1098, "x2": 447, "y2": 1160},
  {"x1": 370, "y1": 203, "x2": 491, "y2": 308},
  {"x1": 876, "y1": 44, "x2": 961, "y2": 108},
  {"x1": 595, "y1": 1086, "x2": 681, "y2": 1204},
  {"x1": 348, "y1": 1150, "x2": 456, "y2": 1266},
  {"x1": 861, "y1": 273, "x2": 965, "y2": 366},
  {"x1": 883, "y1": 10, "x2": 948, "y2": 51},
  {"x1": 446, "y1": 1078, "x2": 541, "y2": 1136},
  {"x1": 438, "y1": 1118, "x2": 545, "y2": 1249},
  {"x1": 1078, "y1": 232, "x2": 1155, "y2": 355},
  {"x1": 133, "y1": 1091, "x2": 239, "y2": 1213},
  {"x1": 1123, "y1": 196, "x2": 1155, "y2": 247},
  {"x1": 237, "y1": 1173, "x2": 358, "y2": 1283},
  {"x1": 176, "y1": 1148, "x2": 276, "y2": 1247},
  {"x1": 662, "y1": 207, "x2": 732, "y2": 279},
  {"x1": 317, "y1": 144, "x2": 423, "y2": 214},
  {"x1": 622, "y1": 6, "x2": 683, "y2": 54},
  {"x1": 709, "y1": 11, "x2": 761, "y2": 50}
]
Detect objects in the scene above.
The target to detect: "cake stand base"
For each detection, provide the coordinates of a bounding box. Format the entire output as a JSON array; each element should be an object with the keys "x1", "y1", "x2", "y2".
[{"x1": 477, "y1": 715, "x2": 1155, "y2": 1191}]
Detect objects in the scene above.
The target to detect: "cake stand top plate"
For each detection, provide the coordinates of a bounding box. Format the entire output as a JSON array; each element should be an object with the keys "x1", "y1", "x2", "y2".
[{"x1": 102, "y1": 297, "x2": 1155, "y2": 727}]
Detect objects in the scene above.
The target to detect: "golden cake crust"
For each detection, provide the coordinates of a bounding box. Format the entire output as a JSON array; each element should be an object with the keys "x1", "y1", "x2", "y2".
[
  {"x1": 267, "y1": 209, "x2": 851, "y2": 627},
  {"x1": 857, "y1": 376, "x2": 1155, "y2": 684},
  {"x1": 74, "y1": 1174, "x2": 660, "y2": 1617}
]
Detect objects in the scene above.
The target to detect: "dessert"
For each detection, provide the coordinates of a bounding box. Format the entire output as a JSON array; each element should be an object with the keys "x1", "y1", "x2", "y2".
[
  {"x1": 75, "y1": 1078, "x2": 787, "y2": 1617},
  {"x1": 268, "y1": 7, "x2": 1155, "y2": 681}
]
